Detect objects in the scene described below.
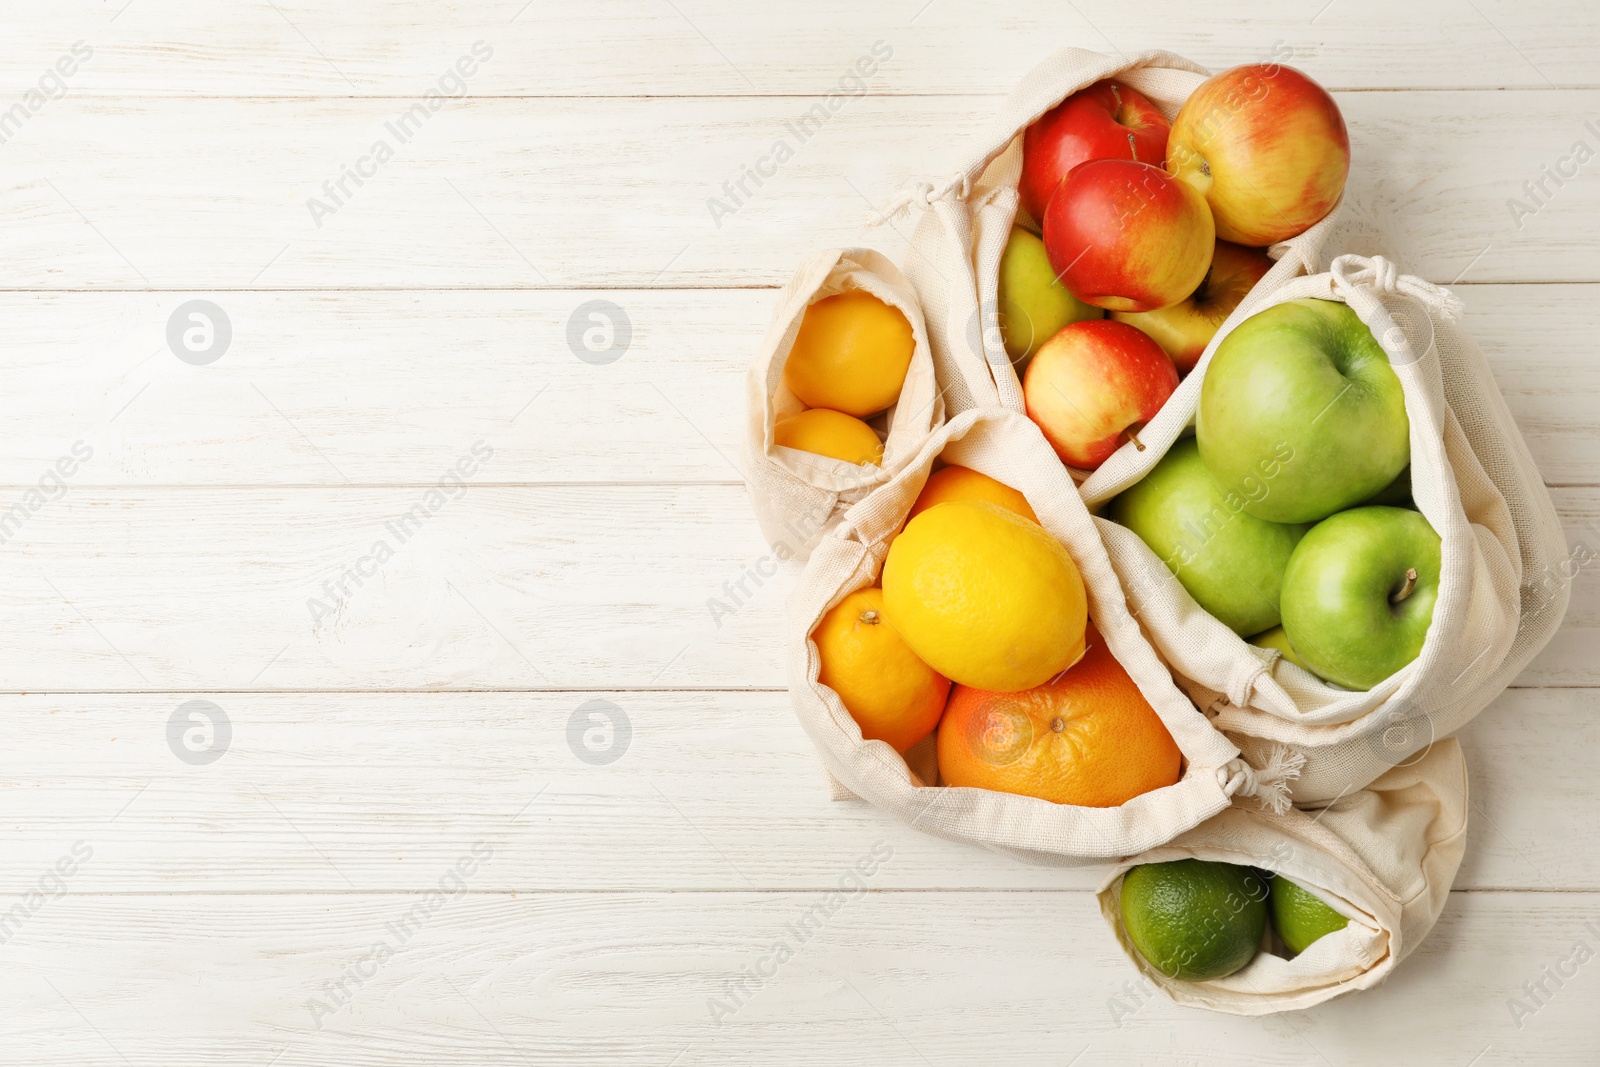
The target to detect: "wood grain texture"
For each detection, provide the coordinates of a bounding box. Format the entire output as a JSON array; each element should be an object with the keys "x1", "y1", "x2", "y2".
[
  {"x1": 0, "y1": 284, "x2": 1591, "y2": 487},
  {"x1": 2, "y1": 891, "x2": 1597, "y2": 1065},
  {"x1": 0, "y1": 485, "x2": 780, "y2": 692},
  {"x1": 4, "y1": 0, "x2": 1597, "y2": 95},
  {"x1": 0, "y1": 93, "x2": 1597, "y2": 288},
  {"x1": 0, "y1": 484, "x2": 1593, "y2": 691},
  {"x1": 3, "y1": 3, "x2": 1597, "y2": 1058},
  {"x1": 0, "y1": 688, "x2": 1589, "y2": 894}
]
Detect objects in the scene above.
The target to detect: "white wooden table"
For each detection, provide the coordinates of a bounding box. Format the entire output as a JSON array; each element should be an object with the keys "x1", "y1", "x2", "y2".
[{"x1": 2, "y1": 2, "x2": 1596, "y2": 1063}]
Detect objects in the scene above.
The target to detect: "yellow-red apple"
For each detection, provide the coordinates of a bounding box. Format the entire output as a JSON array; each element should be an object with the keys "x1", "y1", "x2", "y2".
[
  {"x1": 1042, "y1": 159, "x2": 1215, "y2": 313},
  {"x1": 1166, "y1": 64, "x2": 1349, "y2": 246},
  {"x1": 1019, "y1": 79, "x2": 1171, "y2": 225},
  {"x1": 1022, "y1": 319, "x2": 1179, "y2": 470},
  {"x1": 1111, "y1": 240, "x2": 1274, "y2": 375}
]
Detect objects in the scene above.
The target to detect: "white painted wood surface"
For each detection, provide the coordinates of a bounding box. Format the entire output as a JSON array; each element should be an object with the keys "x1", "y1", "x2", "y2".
[
  {"x1": 1, "y1": 3, "x2": 1597, "y2": 1063},
  {"x1": 0, "y1": 93, "x2": 1596, "y2": 287}
]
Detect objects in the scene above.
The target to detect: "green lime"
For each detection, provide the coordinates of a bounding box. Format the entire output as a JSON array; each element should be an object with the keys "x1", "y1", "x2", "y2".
[
  {"x1": 1270, "y1": 875, "x2": 1348, "y2": 955},
  {"x1": 1120, "y1": 859, "x2": 1268, "y2": 981}
]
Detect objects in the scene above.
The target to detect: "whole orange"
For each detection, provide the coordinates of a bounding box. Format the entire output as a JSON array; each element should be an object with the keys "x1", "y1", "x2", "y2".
[
  {"x1": 783, "y1": 289, "x2": 915, "y2": 417},
  {"x1": 907, "y1": 465, "x2": 1038, "y2": 523},
  {"x1": 814, "y1": 588, "x2": 950, "y2": 752},
  {"x1": 774, "y1": 408, "x2": 884, "y2": 466},
  {"x1": 937, "y1": 624, "x2": 1182, "y2": 806}
]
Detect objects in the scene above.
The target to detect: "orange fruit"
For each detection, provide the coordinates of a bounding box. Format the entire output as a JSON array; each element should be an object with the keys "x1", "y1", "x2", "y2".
[
  {"x1": 813, "y1": 588, "x2": 950, "y2": 752},
  {"x1": 774, "y1": 408, "x2": 884, "y2": 466},
  {"x1": 783, "y1": 289, "x2": 915, "y2": 417},
  {"x1": 908, "y1": 465, "x2": 1038, "y2": 523},
  {"x1": 936, "y1": 623, "x2": 1182, "y2": 806},
  {"x1": 882, "y1": 500, "x2": 1087, "y2": 692}
]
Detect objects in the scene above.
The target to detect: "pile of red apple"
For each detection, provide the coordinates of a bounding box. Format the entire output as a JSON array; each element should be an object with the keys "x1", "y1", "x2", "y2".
[{"x1": 1001, "y1": 63, "x2": 1350, "y2": 469}]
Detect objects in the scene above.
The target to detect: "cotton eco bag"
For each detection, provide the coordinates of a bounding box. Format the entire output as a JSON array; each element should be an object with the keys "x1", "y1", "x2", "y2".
[
  {"x1": 1097, "y1": 738, "x2": 1468, "y2": 1015},
  {"x1": 788, "y1": 405, "x2": 1305, "y2": 864},
  {"x1": 1088, "y1": 255, "x2": 1568, "y2": 803},
  {"x1": 881, "y1": 47, "x2": 1336, "y2": 437},
  {"x1": 744, "y1": 247, "x2": 943, "y2": 559}
]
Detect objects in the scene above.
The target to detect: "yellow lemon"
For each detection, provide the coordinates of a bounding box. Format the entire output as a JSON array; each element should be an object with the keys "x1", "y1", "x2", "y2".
[
  {"x1": 882, "y1": 500, "x2": 1088, "y2": 692},
  {"x1": 909, "y1": 465, "x2": 1038, "y2": 523},
  {"x1": 813, "y1": 588, "x2": 950, "y2": 752},
  {"x1": 774, "y1": 409, "x2": 884, "y2": 466},
  {"x1": 783, "y1": 289, "x2": 915, "y2": 417}
]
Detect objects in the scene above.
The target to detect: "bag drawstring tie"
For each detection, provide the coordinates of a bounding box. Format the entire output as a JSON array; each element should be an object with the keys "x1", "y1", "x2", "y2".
[
  {"x1": 1328, "y1": 253, "x2": 1465, "y2": 323},
  {"x1": 1218, "y1": 744, "x2": 1306, "y2": 815},
  {"x1": 866, "y1": 171, "x2": 972, "y2": 227}
]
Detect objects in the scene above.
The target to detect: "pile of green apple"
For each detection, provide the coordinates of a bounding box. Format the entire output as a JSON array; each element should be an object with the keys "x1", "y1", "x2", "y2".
[
  {"x1": 1110, "y1": 297, "x2": 1441, "y2": 691},
  {"x1": 996, "y1": 63, "x2": 1350, "y2": 472}
]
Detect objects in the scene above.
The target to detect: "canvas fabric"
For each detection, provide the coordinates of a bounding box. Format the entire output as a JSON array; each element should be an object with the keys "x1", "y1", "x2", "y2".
[
  {"x1": 1096, "y1": 740, "x2": 1468, "y2": 1014},
  {"x1": 743, "y1": 247, "x2": 943, "y2": 559}
]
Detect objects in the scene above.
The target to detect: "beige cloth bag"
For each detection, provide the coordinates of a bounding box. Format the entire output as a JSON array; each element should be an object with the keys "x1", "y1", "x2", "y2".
[
  {"x1": 788, "y1": 406, "x2": 1305, "y2": 863},
  {"x1": 1087, "y1": 254, "x2": 1569, "y2": 803},
  {"x1": 882, "y1": 48, "x2": 1336, "y2": 433},
  {"x1": 743, "y1": 248, "x2": 942, "y2": 559},
  {"x1": 1097, "y1": 739, "x2": 1468, "y2": 1015}
]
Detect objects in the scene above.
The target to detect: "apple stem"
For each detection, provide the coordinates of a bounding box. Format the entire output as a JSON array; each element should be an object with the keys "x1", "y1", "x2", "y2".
[
  {"x1": 861, "y1": 609, "x2": 881, "y2": 625},
  {"x1": 1392, "y1": 568, "x2": 1419, "y2": 605},
  {"x1": 1122, "y1": 428, "x2": 1146, "y2": 452}
]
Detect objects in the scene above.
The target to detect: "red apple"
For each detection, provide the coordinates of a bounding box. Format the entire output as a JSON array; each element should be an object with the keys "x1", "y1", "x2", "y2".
[
  {"x1": 1166, "y1": 64, "x2": 1349, "y2": 245},
  {"x1": 1042, "y1": 159, "x2": 1215, "y2": 313},
  {"x1": 1022, "y1": 319, "x2": 1179, "y2": 470},
  {"x1": 1019, "y1": 79, "x2": 1171, "y2": 226},
  {"x1": 1111, "y1": 240, "x2": 1275, "y2": 375}
]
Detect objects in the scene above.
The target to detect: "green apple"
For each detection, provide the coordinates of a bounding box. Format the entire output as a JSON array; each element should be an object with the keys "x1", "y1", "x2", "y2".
[
  {"x1": 1109, "y1": 438, "x2": 1309, "y2": 636},
  {"x1": 1280, "y1": 506, "x2": 1441, "y2": 690},
  {"x1": 1197, "y1": 298, "x2": 1409, "y2": 524},
  {"x1": 1249, "y1": 625, "x2": 1309, "y2": 671},
  {"x1": 997, "y1": 226, "x2": 1101, "y2": 372},
  {"x1": 1358, "y1": 465, "x2": 1412, "y2": 508}
]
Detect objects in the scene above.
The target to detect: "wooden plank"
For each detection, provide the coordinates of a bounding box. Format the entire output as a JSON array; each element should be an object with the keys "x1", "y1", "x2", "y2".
[
  {"x1": 0, "y1": 484, "x2": 781, "y2": 692},
  {"x1": 0, "y1": 687, "x2": 1587, "y2": 894},
  {"x1": 0, "y1": 288, "x2": 767, "y2": 486},
  {"x1": 1523, "y1": 491, "x2": 1600, "y2": 686},
  {"x1": 0, "y1": 890, "x2": 1594, "y2": 1064},
  {"x1": 0, "y1": 484, "x2": 1594, "y2": 691},
  {"x1": 5, "y1": 1, "x2": 1596, "y2": 95},
  {"x1": 0, "y1": 284, "x2": 1590, "y2": 487},
  {"x1": 0, "y1": 93, "x2": 1596, "y2": 288}
]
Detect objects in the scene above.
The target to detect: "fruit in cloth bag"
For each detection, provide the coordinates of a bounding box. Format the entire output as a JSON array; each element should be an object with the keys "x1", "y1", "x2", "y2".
[
  {"x1": 907, "y1": 465, "x2": 1037, "y2": 523},
  {"x1": 1279, "y1": 505, "x2": 1442, "y2": 690},
  {"x1": 1166, "y1": 63, "x2": 1349, "y2": 246},
  {"x1": 1043, "y1": 159, "x2": 1215, "y2": 313},
  {"x1": 996, "y1": 226, "x2": 1102, "y2": 370},
  {"x1": 1097, "y1": 742, "x2": 1468, "y2": 1015},
  {"x1": 881, "y1": 499, "x2": 1087, "y2": 692},
  {"x1": 1111, "y1": 240, "x2": 1274, "y2": 376},
  {"x1": 1108, "y1": 437, "x2": 1308, "y2": 637},
  {"x1": 1120, "y1": 859, "x2": 1269, "y2": 981},
  {"x1": 782, "y1": 288, "x2": 916, "y2": 418},
  {"x1": 774, "y1": 408, "x2": 884, "y2": 466},
  {"x1": 1022, "y1": 319, "x2": 1179, "y2": 471},
  {"x1": 1197, "y1": 298, "x2": 1410, "y2": 524},
  {"x1": 812, "y1": 588, "x2": 949, "y2": 753},
  {"x1": 1019, "y1": 78, "x2": 1171, "y2": 225},
  {"x1": 1270, "y1": 875, "x2": 1349, "y2": 957},
  {"x1": 937, "y1": 622, "x2": 1182, "y2": 807}
]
